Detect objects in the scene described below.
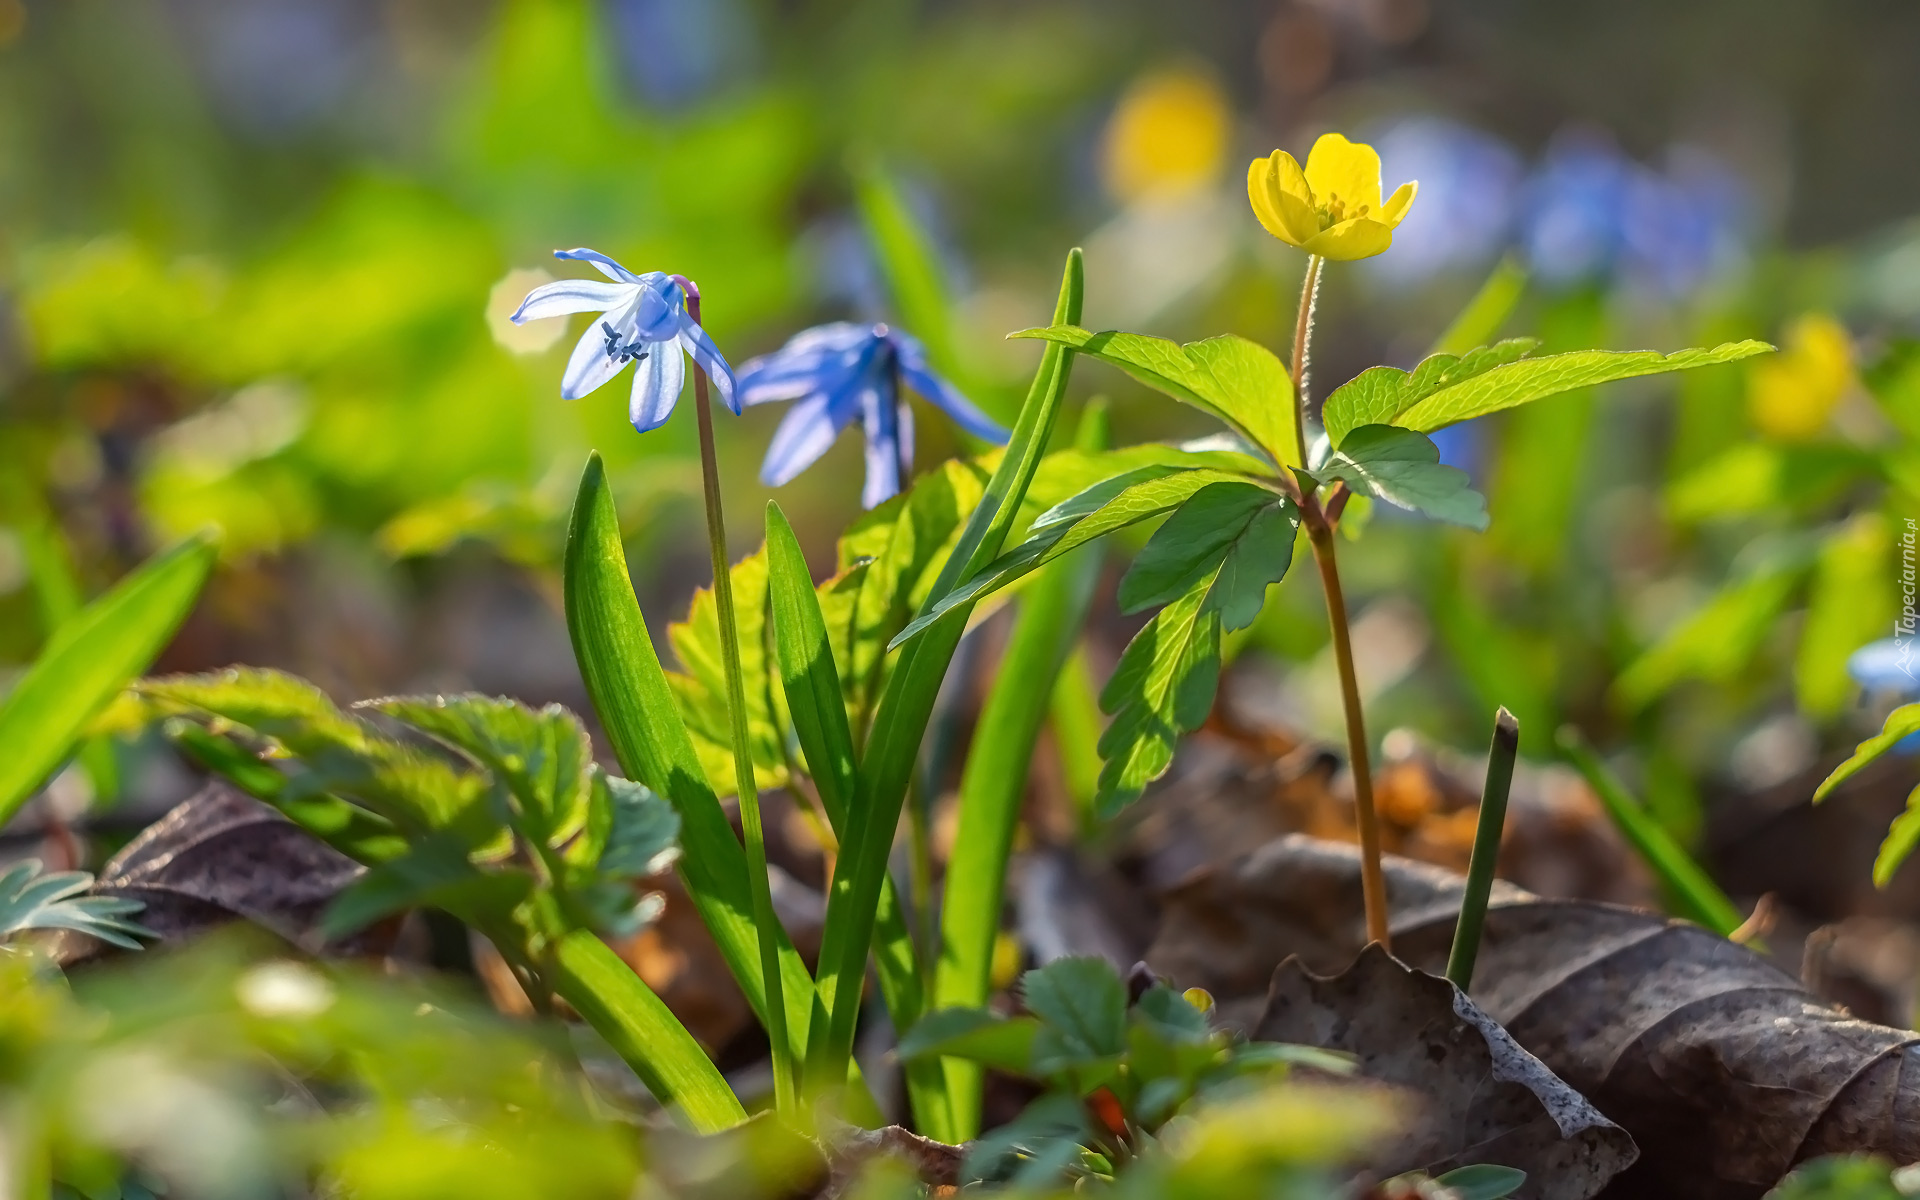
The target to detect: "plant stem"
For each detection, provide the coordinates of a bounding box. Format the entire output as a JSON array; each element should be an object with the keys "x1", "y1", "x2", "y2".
[
  {"x1": 684, "y1": 285, "x2": 797, "y2": 1114},
  {"x1": 1288, "y1": 255, "x2": 1389, "y2": 950},
  {"x1": 1447, "y1": 707, "x2": 1519, "y2": 990}
]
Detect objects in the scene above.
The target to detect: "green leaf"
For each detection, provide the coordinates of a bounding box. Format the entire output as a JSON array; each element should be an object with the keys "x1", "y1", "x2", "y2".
[
  {"x1": 1313, "y1": 424, "x2": 1489, "y2": 530},
  {"x1": 1874, "y1": 785, "x2": 1920, "y2": 888},
  {"x1": 1391, "y1": 341, "x2": 1772, "y2": 434},
  {"x1": 0, "y1": 859, "x2": 151, "y2": 950},
  {"x1": 1430, "y1": 256, "x2": 1528, "y2": 357},
  {"x1": 563, "y1": 453, "x2": 815, "y2": 1072},
  {"x1": 1012, "y1": 325, "x2": 1298, "y2": 467},
  {"x1": 1615, "y1": 550, "x2": 1810, "y2": 711},
  {"x1": 596, "y1": 775, "x2": 681, "y2": 879},
  {"x1": 766, "y1": 503, "x2": 861, "y2": 821},
  {"x1": 1323, "y1": 339, "x2": 1539, "y2": 447},
  {"x1": 1096, "y1": 571, "x2": 1224, "y2": 813},
  {"x1": 1022, "y1": 956, "x2": 1127, "y2": 1061},
  {"x1": 1818, "y1": 704, "x2": 1920, "y2": 805},
  {"x1": 1118, "y1": 481, "x2": 1299, "y2": 629},
  {"x1": 1131, "y1": 985, "x2": 1210, "y2": 1044},
  {"x1": 371, "y1": 694, "x2": 594, "y2": 852},
  {"x1": 1555, "y1": 728, "x2": 1745, "y2": 937},
  {"x1": 319, "y1": 833, "x2": 524, "y2": 940},
  {"x1": 1434, "y1": 1164, "x2": 1528, "y2": 1200},
  {"x1": 810, "y1": 249, "x2": 1084, "y2": 1137},
  {"x1": 1796, "y1": 515, "x2": 1895, "y2": 719},
  {"x1": 0, "y1": 530, "x2": 217, "y2": 824},
  {"x1": 898, "y1": 1008, "x2": 1042, "y2": 1075},
  {"x1": 890, "y1": 466, "x2": 1255, "y2": 649}
]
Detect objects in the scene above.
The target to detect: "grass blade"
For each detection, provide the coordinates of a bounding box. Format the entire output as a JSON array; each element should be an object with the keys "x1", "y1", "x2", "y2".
[
  {"x1": 807, "y1": 247, "x2": 1085, "y2": 1129},
  {"x1": 564, "y1": 453, "x2": 814, "y2": 1076},
  {"x1": 1555, "y1": 726, "x2": 1744, "y2": 937},
  {"x1": 0, "y1": 530, "x2": 217, "y2": 824},
  {"x1": 1447, "y1": 707, "x2": 1519, "y2": 991}
]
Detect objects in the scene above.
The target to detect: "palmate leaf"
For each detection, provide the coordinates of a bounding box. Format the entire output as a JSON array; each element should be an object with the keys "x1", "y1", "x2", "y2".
[
  {"x1": 1311, "y1": 424, "x2": 1489, "y2": 530},
  {"x1": 1118, "y1": 480, "x2": 1299, "y2": 630},
  {"x1": 1097, "y1": 569, "x2": 1224, "y2": 814},
  {"x1": 1322, "y1": 339, "x2": 1771, "y2": 447},
  {"x1": 0, "y1": 858, "x2": 152, "y2": 950},
  {"x1": 1012, "y1": 325, "x2": 1298, "y2": 468}
]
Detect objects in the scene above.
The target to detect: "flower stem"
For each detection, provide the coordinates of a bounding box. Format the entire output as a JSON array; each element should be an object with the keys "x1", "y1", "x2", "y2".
[
  {"x1": 1447, "y1": 707, "x2": 1519, "y2": 990},
  {"x1": 1288, "y1": 255, "x2": 1389, "y2": 950},
  {"x1": 685, "y1": 287, "x2": 797, "y2": 1114}
]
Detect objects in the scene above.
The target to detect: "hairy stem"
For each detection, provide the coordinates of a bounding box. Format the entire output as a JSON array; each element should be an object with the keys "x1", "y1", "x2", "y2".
[
  {"x1": 1447, "y1": 707, "x2": 1519, "y2": 989},
  {"x1": 1289, "y1": 257, "x2": 1388, "y2": 948},
  {"x1": 686, "y1": 286, "x2": 797, "y2": 1114}
]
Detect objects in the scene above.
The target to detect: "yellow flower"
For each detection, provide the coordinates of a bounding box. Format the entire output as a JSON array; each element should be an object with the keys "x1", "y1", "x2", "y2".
[
  {"x1": 1748, "y1": 313, "x2": 1852, "y2": 442},
  {"x1": 1102, "y1": 65, "x2": 1231, "y2": 204},
  {"x1": 1247, "y1": 133, "x2": 1417, "y2": 261}
]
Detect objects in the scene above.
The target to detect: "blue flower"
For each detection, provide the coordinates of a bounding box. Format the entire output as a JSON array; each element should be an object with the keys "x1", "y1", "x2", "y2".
[
  {"x1": 511, "y1": 248, "x2": 736, "y2": 432},
  {"x1": 737, "y1": 322, "x2": 1006, "y2": 509},
  {"x1": 1852, "y1": 638, "x2": 1920, "y2": 696}
]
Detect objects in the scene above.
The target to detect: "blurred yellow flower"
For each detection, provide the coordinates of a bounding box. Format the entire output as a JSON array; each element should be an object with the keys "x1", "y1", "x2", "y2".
[
  {"x1": 1247, "y1": 133, "x2": 1417, "y2": 261},
  {"x1": 1748, "y1": 314, "x2": 1852, "y2": 441},
  {"x1": 1101, "y1": 65, "x2": 1231, "y2": 205}
]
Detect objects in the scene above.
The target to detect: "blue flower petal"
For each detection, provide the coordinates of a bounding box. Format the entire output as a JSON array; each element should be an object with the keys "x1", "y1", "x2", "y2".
[
  {"x1": 760, "y1": 392, "x2": 850, "y2": 486},
  {"x1": 628, "y1": 339, "x2": 686, "y2": 432},
  {"x1": 897, "y1": 356, "x2": 1006, "y2": 442},
  {"x1": 560, "y1": 293, "x2": 644, "y2": 400},
  {"x1": 554, "y1": 248, "x2": 643, "y2": 284},
  {"x1": 511, "y1": 279, "x2": 634, "y2": 324},
  {"x1": 1851, "y1": 638, "x2": 1920, "y2": 696},
  {"x1": 860, "y1": 385, "x2": 905, "y2": 509},
  {"x1": 677, "y1": 319, "x2": 738, "y2": 414}
]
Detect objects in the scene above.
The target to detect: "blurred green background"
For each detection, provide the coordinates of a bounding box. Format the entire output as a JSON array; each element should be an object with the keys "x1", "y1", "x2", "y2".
[{"x1": 4, "y1": 0, "x2": 1916, "y2": 843}]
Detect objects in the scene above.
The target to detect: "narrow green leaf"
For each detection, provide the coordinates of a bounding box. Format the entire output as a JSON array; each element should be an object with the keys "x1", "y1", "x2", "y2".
[
  {"x1": 766, "y1": 503, "x2": 860, "y2": 821},
  {"x1": 890, "y1": 466, "x2": 1253, "y2": 649},
  {"x1": 1021, "y1": 957, "x2": 1127, "y2": 1059},
  {"x1": 1323, "y1": 339, "x2": 1538, "y2": 447},
  {"x1": 0, "y1": 530, "x2": 217, "y2": 824},
  {"x1": 1096, "y1": 570, "x2": 1224, "y2": 813},
  {"x1": 1013, "y1": 325, "x2": 1298, "y2": 467},
  {"x1": 1615, "y1": 554, "x2": 1808, "y2": 711},
  {"x1": 1430, "y1": 256, "x2": 1528, "y2": 357},
  {"x1": 1118, "y1": 481, "x2": 1299, "y2": 628},
  {"x1": 1818, "y1": 703, "x2": 1920, "y2": 804},
  {"x1": 546, "y1": 928, "x2": 747, "y2": 1132},
  {"x1": 809, "y1": 248, "x2": 1084, "y2": 1133},
  {"x1": 898, "y1": 1009, "x2": 1042, "y2": 1076},
  {"x1": 1314, "y1": 425, "x2": 1489, "y2": 530},
  {"x1": 1434, "y1": 1164, "x2": 1528, "y2": 1200},
  {"x1": 563, "y1": 453, "x2": 814, "y2": 1069},
  {"x1": 1555, "y1": 728, "x2": 1745, "y2": 937},
  {"x1": 0, "y1": 860, "x2": 152, "y2": 950},
  {"x1": 1393, "y1": 341, "x2": 1773, "y2": 434}
]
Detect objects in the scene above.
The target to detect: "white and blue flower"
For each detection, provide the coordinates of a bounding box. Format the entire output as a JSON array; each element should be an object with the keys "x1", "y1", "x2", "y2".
[
  {"x1": 510, "y1": 248, "x2": 736, "y2": 432},
  {"x1": 737, "y1": 322, "x2": 1005, "y2": 508}
]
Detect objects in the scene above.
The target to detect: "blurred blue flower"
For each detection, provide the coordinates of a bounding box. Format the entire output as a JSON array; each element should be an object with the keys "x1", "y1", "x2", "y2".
[
  {"x1": 605, "y1": 0, "x2": 751, "y2": 110},
  {"x1": 1852, "y1": 638, "x2": 1919, "y2": 695},
  {"x1": 511, "y1": 249, "x2": 736, "y2": 432},
  {"x1": 1362, "y1": 117, "x2": 1523, "y2": 284},
  {"x1": 1517, "y1": 131, "x2": 1633, "y2": 285},
  {"x1": 738, "y1": 322, "x2": 1005, "y2": 508},
  {"x1": 1618, "y1": 149, "x2": 1749, "y2": 297}
]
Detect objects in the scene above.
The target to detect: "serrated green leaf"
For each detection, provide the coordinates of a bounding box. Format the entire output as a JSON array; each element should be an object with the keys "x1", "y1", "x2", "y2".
[
  {"x1": 319, "y1": 833, "x2": 528, "y2": 940},
  {"x1": 1131, "y1": 985, "x2": 1210, "y2": 1044},
  {"x1": 1323, "y1": 338, "x2": 1539, "y2": 447},
  {"x1": 897, "y1": 1008, "x2": 1042, "y2": 1075},
  {"x1": 1392, "y1": 341, "x2": 1772, "y2": 433},
  {"x1": 372, "y1": 694, "x2": 594, "y2": 852},
  {"x1": 1012, "y1": 325, "x2": 1298, "y2": 467},
  {"x1": 1118, "y1": 481, "x2": 1298, "y2": 629},
  {"x1": 1875, "y1": 785, "x2": 1920, "y2": 888},
  {"x1": 1314, "y1": 424, "x2": 1489, "y2": 530},
  {"x1": 0, "y1": 859, "x2": 152, "y2": 950},
  {"x1": 665, "y1": 545, "x2": 787, "y2": 794},
  {"x1": 1021, "y1": 956, "x2": 1127, "y2": 1061},
  {"x1": 0, "y1": 530, "x2": 217, "y2": 824},
  {"x1": 891, "y1": 466, "x2": 1254, "y2": 649},
  {"x1": 597, "y1": 774, "x2": 681, "y2": 879},
  {"x1": 1096, "y1": 572, "x2": 1224, "y2": 813},
  {"x1": 1819, "y1": 704, "x2": 1920, "y2": 805}
]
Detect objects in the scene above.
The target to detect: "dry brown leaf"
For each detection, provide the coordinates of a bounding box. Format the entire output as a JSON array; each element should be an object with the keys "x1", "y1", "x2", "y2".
[
  {"x1": 1256, "y1": 945, "x2": 1637, "y2": 1200},
  {"x1": 1147, "y1": 835, "x2": 1920, "y2": 1198}
]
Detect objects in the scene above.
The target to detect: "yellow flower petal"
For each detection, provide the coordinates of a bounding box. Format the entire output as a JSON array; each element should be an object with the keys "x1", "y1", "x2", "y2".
[
  {"x1": 1304, "y1": 132, "x2": 1382, "y2": 215},
  {"x1": 1247, "y1": 151, "x2": 1318, "y2": 247},
  {"x1": 1748, "y1": 313, "x2": 1853, "y2": 442},
  {"x1": 1379, "y1": 180, "x2": 1418, "y2": 229},
  {"x1": 1303, "y1": 216, "x2": 1395, "y2": 261}
]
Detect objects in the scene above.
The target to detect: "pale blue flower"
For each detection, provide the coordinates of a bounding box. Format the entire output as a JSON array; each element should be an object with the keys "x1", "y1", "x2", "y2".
[
  {"x1": 737, "y1": 322, "x2": 1005, "y2": 508},
  {"x1": 1852, "y1": 638, "x2": 1919, "y2": 695},
  {"x1": 510, "y1": 249, "x2": 736, "y2": 432}
]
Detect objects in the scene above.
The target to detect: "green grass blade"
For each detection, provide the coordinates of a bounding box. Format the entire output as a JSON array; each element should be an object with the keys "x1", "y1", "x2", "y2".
[
  {"x1": 1447, "y1": 707, "x2": 1519, "y2": 991},
  {"x1": 1430, "y1": 255, "x2": 1527, "y2": 357},
  {"x1": 0, "y1": 530, "x2": 217, "y2": 824},
  {"x1": 564, "y1": 453, "x2": 814, "y2": 1069},
  {"x1": 935, "y1": 542, "x2": 1102, "y2": 1138},
  {"x1": 766, "y1": 503, "x2": 860, "y2": 821},
  {"x1": 548, "y1": 928, "x2": 746, "y2": 1132},
  {"x1": 1555, "y1": 727, "x2": 1744, "y2": 937},
  {"x1": 807, "y1": 247, "x2": 1085, "y2": 1125}
]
